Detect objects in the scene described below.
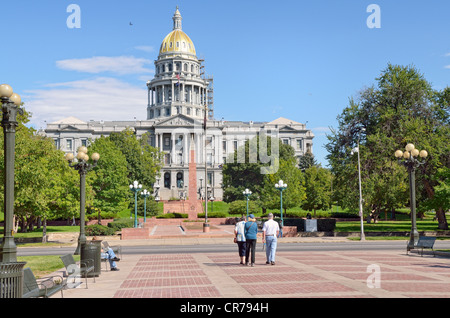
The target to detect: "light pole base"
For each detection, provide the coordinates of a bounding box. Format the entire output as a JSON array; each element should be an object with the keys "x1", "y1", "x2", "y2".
[{"x1": 203, "y1": 223, "x2": 210, "y2": 233}]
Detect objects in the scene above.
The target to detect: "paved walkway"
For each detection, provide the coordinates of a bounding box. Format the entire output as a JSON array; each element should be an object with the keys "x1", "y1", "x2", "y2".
[{"x1": 46, "y1": 225, "x2": 450, "y2": 300}]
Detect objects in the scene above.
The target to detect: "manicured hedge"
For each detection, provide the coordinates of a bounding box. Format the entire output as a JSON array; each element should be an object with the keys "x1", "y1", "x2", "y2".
[
  {"x1": 156, "y1": 213, "x2": 188, "y2": 219},
  {"x1": 197, "y1": 212, "x2": 227, "y2": 218}
]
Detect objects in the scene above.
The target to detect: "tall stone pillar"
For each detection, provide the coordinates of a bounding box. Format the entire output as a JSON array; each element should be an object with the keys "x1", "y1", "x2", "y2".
[{"x1": 187, "y1": 134, "x2": 201, "y2": 219}]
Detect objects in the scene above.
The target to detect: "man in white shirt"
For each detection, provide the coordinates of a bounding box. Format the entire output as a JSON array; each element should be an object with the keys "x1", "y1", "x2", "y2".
[{"x1": 262, "y1": 213, "x2": 280, "y2": 265}]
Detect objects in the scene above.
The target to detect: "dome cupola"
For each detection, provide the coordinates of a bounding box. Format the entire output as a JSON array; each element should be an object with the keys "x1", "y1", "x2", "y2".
[{"x1": 159, "y1": 7, "x2": 196, "y2": 57}]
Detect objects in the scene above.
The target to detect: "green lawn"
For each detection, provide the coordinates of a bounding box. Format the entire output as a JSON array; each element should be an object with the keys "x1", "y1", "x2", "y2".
[
  {"x1": 17, "y1": 255, "x2": 80, "y2": 278},
  {"x1": 335, "y1": 219, "x2": 443, "y2": 232}
]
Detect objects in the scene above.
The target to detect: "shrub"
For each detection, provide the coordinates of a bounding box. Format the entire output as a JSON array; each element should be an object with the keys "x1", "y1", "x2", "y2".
[
  {"x1": 156, "y1": 213, "x2": 188, "y2": 219},
  {"x1": 197, "y1": 212, "x2": 227, "y2": 218},
  {"x1": 228, "y1": 200, "x2": 260, "y2": 215},
  {"x1": 107, "y1": 218, "x2": 134, "y2": 231},
  {"x1": 86, "y1": 224, "x2": 116, "y2": 236}
]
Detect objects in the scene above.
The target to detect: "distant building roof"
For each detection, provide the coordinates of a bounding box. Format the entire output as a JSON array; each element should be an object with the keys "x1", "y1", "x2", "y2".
[
  {"x1": 51, "y1": 116, "x2": 87, "y2": 125},
  {"x1": 267, "y1": 117, "x2": 303, "y2": 126}
]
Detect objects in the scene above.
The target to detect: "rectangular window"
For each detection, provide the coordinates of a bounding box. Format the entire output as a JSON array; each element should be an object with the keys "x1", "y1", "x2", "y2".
[
  {"x1": 233, "y1": 141, "x2": 238, "y2": 151},
  {"x1": 164, "y1": 154, "x2": 171, "y2": 165},
  {"x1": 66, "y1": 139, "x2": 73, "y2": 151},
  {"x1": 207, "y1": 172, "x2": 213, "y2": 186},
  {"x1": 222, "y1": 140, "x2": 227, "y2": 152}
]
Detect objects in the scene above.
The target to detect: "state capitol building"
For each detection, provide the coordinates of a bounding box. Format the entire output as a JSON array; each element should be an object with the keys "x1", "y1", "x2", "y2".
[{"x1": 43, "y1": 7, "x2": 314, "y2": 201}]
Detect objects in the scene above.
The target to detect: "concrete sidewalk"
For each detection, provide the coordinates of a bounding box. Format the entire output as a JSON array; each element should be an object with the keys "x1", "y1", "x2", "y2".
[{"x1": 48, "y1": 229, "x2": 450, "y2": 299}]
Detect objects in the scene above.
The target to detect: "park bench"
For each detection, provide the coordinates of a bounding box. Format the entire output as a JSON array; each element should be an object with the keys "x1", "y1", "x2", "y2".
[
  {"x1": 407, "y1": 236, "x2": 436, "y2": 257},
  {"x1": 60, "y1": 254, "x2": 95, "y2": 289},
  {"x1": 23, "y1": 268, "x2": 65, "y2": 298}
]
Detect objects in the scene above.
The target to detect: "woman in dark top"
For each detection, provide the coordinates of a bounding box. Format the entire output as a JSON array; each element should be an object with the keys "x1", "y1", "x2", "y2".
[{"x1": 244, "y1": 214, "x2": 258, "y2": 266}]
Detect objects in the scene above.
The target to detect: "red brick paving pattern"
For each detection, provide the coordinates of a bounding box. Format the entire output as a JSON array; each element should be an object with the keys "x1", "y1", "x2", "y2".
[{"x1": 114, "y1": 251, "x2": 450, "y2": 298}]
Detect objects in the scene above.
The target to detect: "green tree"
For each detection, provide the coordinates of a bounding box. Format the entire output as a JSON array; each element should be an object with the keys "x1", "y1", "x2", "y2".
[
  {"x1": 302, "y1": 166, "x2": 333, "y2": 217},
  {"x1": 109, "y1": 128, "x2": 162, "y2": 188},
  {"x1": 222, "y1": 135, "x2": 297, "y2": 204},
  {"x1": 260, "y1": 156, "x2": 306, "y2": 213},
  {"x1": 87, "y1": 136, "x2": 129, "y2": 216},
  {"x1": 326, "y1": 64, "x2": 450, "y2": 229},
  {"x1": 298, "y1": 152, "x2": 318, "y2": 172}
]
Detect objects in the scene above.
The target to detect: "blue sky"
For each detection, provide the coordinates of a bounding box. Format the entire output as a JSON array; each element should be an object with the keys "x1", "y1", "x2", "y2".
[{"x1": 1, "y1": 0, "x2": 450, "y2": 167}]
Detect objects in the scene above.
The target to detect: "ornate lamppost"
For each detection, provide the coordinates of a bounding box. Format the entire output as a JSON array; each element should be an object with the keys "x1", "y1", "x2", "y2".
[
  {"x1": 0, "y1": 84, "x2": 22, "y2": 263},
  {"x1": 65, "y1": 147, "x2": 100, "y2": 255},
  {"x1": 141, "y1": 189, "x2": 150, "y2": 223},
  {"x1": 395, "y1": 143, "x2": 428, "y2": 251},
  {"x1": 243, "y1": 189, "x2": 252, "y2": 220},
  {"x1": 275, "y1": 180, "x2": 287, "y2": 238},
  {"x1": 129, "y1": 180, "x2": 142, "y2": 228}
]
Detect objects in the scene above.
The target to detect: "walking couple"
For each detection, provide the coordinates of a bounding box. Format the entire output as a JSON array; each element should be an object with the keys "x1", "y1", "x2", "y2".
[{"x1": 234, "y1": 213, "x2": 280, "y2": 267}]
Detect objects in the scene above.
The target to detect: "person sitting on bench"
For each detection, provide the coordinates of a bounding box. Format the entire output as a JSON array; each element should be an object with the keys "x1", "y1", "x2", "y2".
[{"x1": 93, "y1": 237, "x2": 120, "y2": 271}]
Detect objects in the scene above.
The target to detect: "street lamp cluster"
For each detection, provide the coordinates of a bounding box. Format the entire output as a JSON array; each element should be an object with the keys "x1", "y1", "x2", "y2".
[
  {"x1": 129, "y1": 181, "x2": 156, "y2": 228},
  {"x1": 65, "y1": 146, "x2": 100, "y2": 255},
  {"x1": 0, "y1": 84, "x2": 23, "y2": 263},
  {"x1": 395, "y1": 143, "x2": 428, "y2": 250},
  {"x1": 129, "y1": 180, "x2": 143, "y2": 228},
  {"x1": 275, "y1": 180, "x2": 287, "y2": 238}
]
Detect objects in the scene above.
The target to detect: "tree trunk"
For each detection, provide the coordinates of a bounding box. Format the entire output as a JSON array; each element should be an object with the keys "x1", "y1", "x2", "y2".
[
  {"x1": 423, "y1": 179, "x2": 448, "y2": 229},
  {"x1": 436, "y1": 208, "x2": 449, "y2": 230},
  {"x1": 42, "y1": 217, "x2": 48, "y2": 243}
]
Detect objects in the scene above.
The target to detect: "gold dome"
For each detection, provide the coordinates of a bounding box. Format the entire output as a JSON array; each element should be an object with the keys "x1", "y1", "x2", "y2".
[
  {"x1": 159, "y1": 29, "x2": 196, "y2": 55},
  {"x1": 159, "y1": 7, "x2": 196, "y2": 56}
]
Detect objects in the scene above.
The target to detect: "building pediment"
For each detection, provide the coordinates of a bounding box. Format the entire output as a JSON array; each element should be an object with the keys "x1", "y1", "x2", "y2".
[
  {"x1": 278, "y1": 125, "x2": 298, "y2": 132},
  {"x1": 154, "y1": 114, "x2": 202, "y2": 127},
  {"x1": 59, "y1": 125, "x2": 81, "y2": 131}
]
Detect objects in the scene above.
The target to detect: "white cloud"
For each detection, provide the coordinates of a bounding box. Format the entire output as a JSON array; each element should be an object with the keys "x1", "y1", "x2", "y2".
[
  {"x1": 134, "y1": 45, "x2": 155, "y2": 53},
  {"x1": 23, "y1": 77, "x2": 147, "y2": 130},
  {"x1": 56, "y1": 56, "x2": 154, "y2": 75}
]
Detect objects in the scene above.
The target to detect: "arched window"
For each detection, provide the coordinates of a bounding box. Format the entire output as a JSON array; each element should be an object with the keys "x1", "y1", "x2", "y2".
[
  {"x1": 176, "y1": 172, "x2": 184, "y2": 188},
  {"x1": 164, "y1": 172, "x2": 171, "y2": 189}
]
